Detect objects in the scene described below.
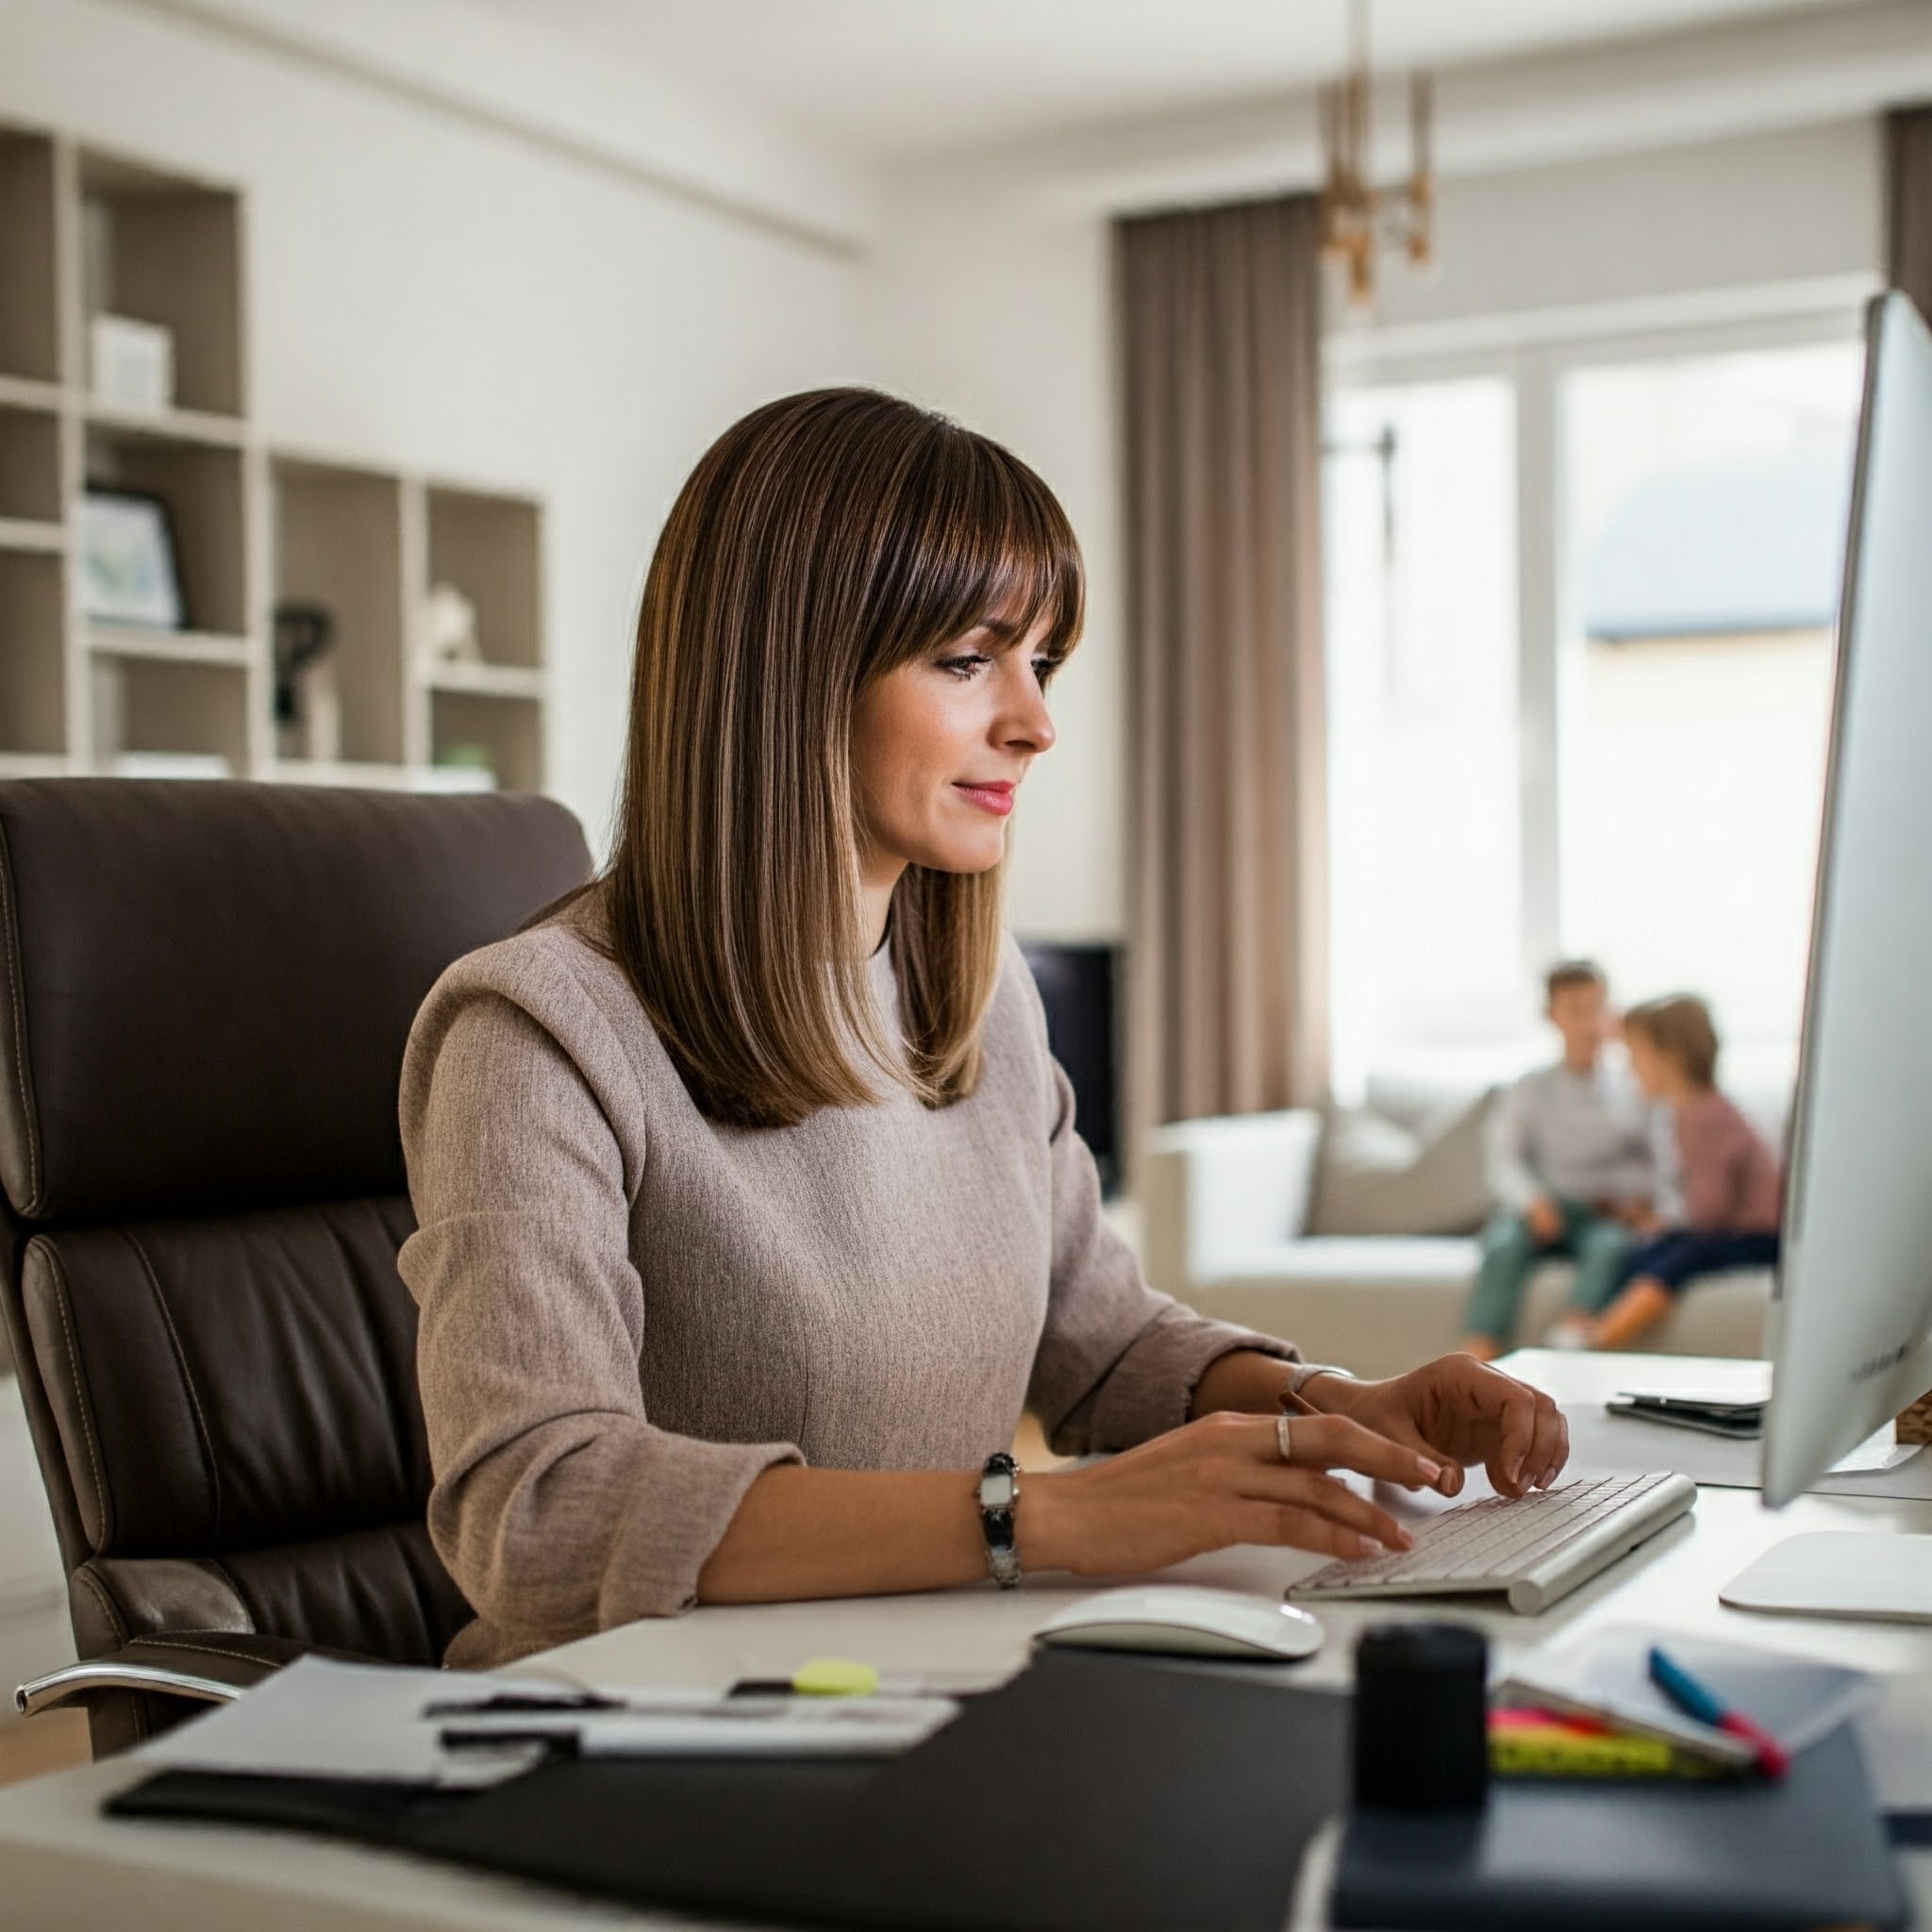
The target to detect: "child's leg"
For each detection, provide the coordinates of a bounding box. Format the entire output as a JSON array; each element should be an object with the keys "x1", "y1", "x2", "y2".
[
  {"x1": 1567, "y1": 1214, "x2": 1633, "y2": 1315},
  {"x1": 1543, "y1": 1212, "x2": 1631, "y2": 1347},
  {"x1": 1463, "y1": 1211, "x2": 1542, "y2": 1358},
  {"x1": 1588, "y1": 1233, "x2": 1700, "y2": 1350},
  {"x1": 1589, "y1": 1277, "x2": 1675, "y2": 1350}
]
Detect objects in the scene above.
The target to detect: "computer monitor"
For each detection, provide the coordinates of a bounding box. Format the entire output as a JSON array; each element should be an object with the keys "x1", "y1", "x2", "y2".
[{"x1": 1755, "y1": 291, "x2": 1932, "y2": 1585}]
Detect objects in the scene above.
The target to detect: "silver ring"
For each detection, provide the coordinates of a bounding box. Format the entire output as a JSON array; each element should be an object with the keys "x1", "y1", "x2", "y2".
[{"x1": 1275, "y1": 1413, "x2": 1294, "y2": 1464}]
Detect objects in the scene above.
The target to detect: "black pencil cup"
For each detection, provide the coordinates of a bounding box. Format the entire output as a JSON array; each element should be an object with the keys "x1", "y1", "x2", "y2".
[{"x1": 1352, "y1": 1622, "x2": 1490, "y2": 1810}]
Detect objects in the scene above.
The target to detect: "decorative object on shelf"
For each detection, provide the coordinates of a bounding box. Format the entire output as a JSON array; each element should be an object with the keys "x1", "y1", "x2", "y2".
[
  {"x1": 424, "y1": 581, "x2": 483, "y2": 666},
  {"x1": 434, "y1": 741, "x2": 497, "y2": 787},
  {"x1": 78, "y1": 488, "x2": 184, "y2": 629},
  {"x1": 273, "y1": 601, "x2": 341, "y2": 762},
  {"x1": 1317, "y1": 0, "x2": 1434, "y2": 308},
  {"x1": 89, "y1": 313, "x2": 175, "y2": 413}
]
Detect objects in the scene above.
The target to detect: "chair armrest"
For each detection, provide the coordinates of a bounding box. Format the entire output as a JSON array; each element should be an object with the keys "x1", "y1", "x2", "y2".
[
  {"x1": 1140, "y1": 1108, "x2": 1324, "y2": 1293},
  {"x1": 15, "y1": 1632, "x2": 315, "y2": 1718}
]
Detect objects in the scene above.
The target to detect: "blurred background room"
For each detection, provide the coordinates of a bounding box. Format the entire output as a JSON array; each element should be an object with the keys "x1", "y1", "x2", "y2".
[{"x1": 3, "y1": 0, "x2": 1932, "y2": 1762}]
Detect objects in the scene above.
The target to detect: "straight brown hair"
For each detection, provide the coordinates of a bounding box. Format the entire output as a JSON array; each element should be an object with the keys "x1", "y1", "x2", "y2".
[
  {"x1": 1624, "y1": 994, "x2": 1721, "y2": 1090},
  {"x1": 603, "y1": 389, "x2": 1084, "y2": 1128}
]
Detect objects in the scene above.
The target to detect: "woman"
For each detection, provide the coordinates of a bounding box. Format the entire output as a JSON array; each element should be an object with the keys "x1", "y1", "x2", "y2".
[{"x1": 399, "y1": 389, "x2": 1568, "y2": 1668}]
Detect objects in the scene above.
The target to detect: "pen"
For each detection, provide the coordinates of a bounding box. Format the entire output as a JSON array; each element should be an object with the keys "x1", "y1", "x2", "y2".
[{"x1": 1647, "y1": 1644, "x2": 1790, "y2": 1777}]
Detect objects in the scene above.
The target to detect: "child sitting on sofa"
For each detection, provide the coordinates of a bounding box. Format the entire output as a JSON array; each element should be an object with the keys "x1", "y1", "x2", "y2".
[
  {"x1": 1461, "y1": 960, "x2": 1654, "y2": 1361},
  {"x1": 1554, "y1": 993, "x2": 1782, "y2": 1352}
]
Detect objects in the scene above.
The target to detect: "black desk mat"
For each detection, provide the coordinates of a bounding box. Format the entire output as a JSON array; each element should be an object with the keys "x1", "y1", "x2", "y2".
[{"x1": 112, "y1": 1649, "x2": 1351, "y2": 1932}]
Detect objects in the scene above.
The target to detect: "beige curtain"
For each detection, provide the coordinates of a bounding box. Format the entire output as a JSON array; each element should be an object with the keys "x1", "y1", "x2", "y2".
[
  {"x1": 1116, "y1": 193, "x2": 1328, "y2": 1143},
  {"x1": 1887, "y1": 104, "x2": 1932, "y2": 322}
]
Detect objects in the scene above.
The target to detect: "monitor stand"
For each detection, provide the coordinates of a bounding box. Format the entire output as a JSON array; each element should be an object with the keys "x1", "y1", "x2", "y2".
[{"x1": 1722, "y1": 1532, "x2": 1932, "y2": 1623}]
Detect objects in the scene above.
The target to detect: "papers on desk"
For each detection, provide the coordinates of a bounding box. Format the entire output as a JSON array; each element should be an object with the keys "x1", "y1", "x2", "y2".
[
  {"x1": 134, "y1": 1657, "x2": 960, "y2": 1789},
  {"x1": 1496, "y1": 1623, "x2": 1876, "y2": 1769}
]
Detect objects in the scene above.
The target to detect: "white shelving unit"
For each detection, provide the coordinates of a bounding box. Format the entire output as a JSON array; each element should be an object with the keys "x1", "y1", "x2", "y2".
[{"x1": 0, "y1": 119, "x2": 548, "y2": 793}]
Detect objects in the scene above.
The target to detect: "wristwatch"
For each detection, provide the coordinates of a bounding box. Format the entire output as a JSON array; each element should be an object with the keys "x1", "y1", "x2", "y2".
[{"x1": 977, "y1": 1452, "x2": 1022, "y2": 1589}]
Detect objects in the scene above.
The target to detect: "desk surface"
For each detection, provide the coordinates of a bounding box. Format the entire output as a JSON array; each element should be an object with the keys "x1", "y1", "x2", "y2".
[{"x1": 5, "y1": 1352, "x2": 1932, "y2": 1930}]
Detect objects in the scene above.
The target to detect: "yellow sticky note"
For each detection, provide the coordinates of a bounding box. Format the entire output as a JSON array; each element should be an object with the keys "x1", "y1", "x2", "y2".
[{"x1": 791, "y1": 1657, "x2": 879, "y2": 1697}]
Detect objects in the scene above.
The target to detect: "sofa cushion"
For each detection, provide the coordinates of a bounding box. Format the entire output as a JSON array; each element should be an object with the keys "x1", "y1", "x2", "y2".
[
  {"x1": 1308, "y1": 1091, "x2": 1496, "y2": 1238},
  {"x1": 1217, "y1": 1237, "x2": 1481, "y2": 1290},
  {"x1": 1183, "y1": 1259, "x2": 1772, "y2": 1380}
]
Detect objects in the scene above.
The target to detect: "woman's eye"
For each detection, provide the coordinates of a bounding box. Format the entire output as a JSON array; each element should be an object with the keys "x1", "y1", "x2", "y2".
[
  {"x1": 937, "y1": 653, "x2": 990, "y2": 680},
  {"x1": 1032, "y1": 656, "x2": 1058, "y2": 690}
]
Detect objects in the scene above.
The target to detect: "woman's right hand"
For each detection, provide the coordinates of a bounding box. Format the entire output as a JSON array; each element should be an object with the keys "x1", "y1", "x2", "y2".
[{"x1": 1018, "y1": 1409, "x2": 1443, "y2": 1578}]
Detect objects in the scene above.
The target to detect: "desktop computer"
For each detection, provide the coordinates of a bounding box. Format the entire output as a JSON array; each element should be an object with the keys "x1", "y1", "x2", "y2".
[{"x1": 1740, "y1": 289, "x2": 1932, "y2": 1617}]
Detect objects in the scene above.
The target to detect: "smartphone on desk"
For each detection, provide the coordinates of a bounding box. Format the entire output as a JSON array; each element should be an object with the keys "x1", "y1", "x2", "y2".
[{"x1": 1605, "y1": 1391, "x2": 1767, "y2": 1439}]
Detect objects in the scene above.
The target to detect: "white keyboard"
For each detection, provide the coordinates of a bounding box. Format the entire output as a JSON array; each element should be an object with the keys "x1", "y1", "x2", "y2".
[{"x1": 1289, "y1": 1471, "x2": 1696, "y2": 1615}]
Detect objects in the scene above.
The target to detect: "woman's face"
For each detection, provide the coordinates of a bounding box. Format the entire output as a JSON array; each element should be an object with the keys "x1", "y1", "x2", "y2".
[{"x1": 849, "y1": 608, "x2": 1058, "y2": 887}]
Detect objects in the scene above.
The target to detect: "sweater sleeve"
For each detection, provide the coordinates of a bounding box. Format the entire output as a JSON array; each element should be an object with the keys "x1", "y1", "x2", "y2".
[
  {"x1": 1019, "y1": 1014, "x2": 1298, "y2": 1457},
  {"x1": 1485, "y1": 1076, "x2": 1541, "y2": 1213},
  {"x1": 398, "y1": 967, "x2": 800, "y2": 1655}
]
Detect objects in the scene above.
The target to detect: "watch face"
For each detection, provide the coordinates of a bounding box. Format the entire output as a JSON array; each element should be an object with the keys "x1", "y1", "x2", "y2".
[{"x1": 981, "y1": 1471, "x2": 1017, "y2": 1509}]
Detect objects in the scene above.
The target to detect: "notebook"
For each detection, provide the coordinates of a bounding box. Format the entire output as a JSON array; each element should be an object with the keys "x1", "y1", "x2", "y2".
[{"x1": 1494, "y1": 1622, "x2": 1874, "y2": 1768}]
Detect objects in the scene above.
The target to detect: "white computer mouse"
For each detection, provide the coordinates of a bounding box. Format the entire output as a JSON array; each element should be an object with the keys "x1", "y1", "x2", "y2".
[{"x1": 1031, "y1": 1586, "x2": 1324, "y2": 1661}]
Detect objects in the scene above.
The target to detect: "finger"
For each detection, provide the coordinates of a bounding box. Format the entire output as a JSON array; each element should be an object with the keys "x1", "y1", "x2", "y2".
[
  {"x1": 1274, "y1": 1414, "x2": 1443, "y2": 1491},
  {"x1": 1355, "y1": 1407, "x2": 1465, "y2": 1498},
  {"x1": 1241, "y1": 1465, "x2": 1413, "y2": 1551},
  {"x1": 1237, "y1": 1501, "x2": 1387, "y2": 1563},
  {"x1": 1489, "y1": 1390, "x2": 1539, "y2": 1498},
  {"x1": 1528, "y1": 1400, "x2": 1571, "y2": 1490}
]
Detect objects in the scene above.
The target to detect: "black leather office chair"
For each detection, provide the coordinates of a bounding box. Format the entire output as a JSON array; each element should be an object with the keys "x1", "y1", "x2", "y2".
[{"x1": 0, "y1": 779, "x2": 589, "y2": 1755}]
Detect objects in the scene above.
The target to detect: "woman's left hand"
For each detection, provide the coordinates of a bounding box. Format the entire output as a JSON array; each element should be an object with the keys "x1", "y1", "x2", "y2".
[{"x1": 1303, "y1": 1356, "x2": 1570, "y2": 1500}]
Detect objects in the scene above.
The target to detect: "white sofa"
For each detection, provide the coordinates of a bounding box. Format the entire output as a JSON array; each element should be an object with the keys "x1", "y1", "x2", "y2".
[{"x1": 1140, "y1": 1106, "x2": 1773, "y2": 1379}]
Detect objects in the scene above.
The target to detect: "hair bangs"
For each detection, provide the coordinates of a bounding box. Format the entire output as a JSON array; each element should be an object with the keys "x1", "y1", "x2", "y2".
[{"x1": 872, "y1": 427, "x2": 1085, "y2": 678}]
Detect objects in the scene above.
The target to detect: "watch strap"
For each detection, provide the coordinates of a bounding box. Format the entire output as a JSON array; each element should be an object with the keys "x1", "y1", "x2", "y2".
[{"x1": 977, "y1": 1452, "x2": 1022, "y2": 1589}]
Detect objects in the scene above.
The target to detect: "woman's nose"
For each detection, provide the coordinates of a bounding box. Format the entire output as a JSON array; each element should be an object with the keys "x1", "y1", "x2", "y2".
[{"x1": 998, "y1": 664, "x2": 1056, "y2": 756}]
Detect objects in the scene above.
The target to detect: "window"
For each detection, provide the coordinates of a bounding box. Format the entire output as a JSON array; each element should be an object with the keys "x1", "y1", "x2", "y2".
[
  {"x1": 1326, "y1": 317, "x2": 1866, "y2": 1090},
  {"x1": 1561, "y1": 341, "x2": 1863, "y2": 1058},
  {"x1": 1325, "y1": 379, "x2": 1521, "y2": 1097}
]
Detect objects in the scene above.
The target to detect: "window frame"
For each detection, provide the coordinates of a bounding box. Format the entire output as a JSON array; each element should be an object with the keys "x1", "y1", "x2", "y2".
[{"x1": 1324, "y1": 277, "x2": 1874, "y2": 1078}]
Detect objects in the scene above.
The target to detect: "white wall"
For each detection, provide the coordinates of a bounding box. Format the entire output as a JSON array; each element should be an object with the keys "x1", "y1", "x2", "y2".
[
  {"x1": 868, "y1": 114, "x2": 1886, "y2": 942},
  {"x1": 865, "y1": 197, "x2": 1124, "y2": 943},
  {"x1": 1366, "y1": 118, "x2": 1882, "y2": 338},
  {"x1": 4, "y1": 0, "x2": 868, "y2": 851}
]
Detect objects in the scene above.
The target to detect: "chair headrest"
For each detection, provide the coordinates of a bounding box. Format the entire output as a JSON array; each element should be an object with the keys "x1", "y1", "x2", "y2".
[{"x1": 0, "y1": 780, "x2": 590, "y2": 1223}]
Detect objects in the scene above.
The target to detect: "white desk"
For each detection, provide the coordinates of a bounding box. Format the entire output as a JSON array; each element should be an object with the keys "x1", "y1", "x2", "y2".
[{"x1": 3, "y1": 1353, "x2": 1931, "y2": 1929}]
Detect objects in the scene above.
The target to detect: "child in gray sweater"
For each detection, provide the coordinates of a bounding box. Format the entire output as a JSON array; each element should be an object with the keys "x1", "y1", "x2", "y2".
[{"x1": 1461, "y1": 961, "x2": 1654, "y2": 1359}]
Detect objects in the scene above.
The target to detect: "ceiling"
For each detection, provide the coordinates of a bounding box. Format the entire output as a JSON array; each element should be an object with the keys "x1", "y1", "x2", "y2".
[{"x1": 456, "y1": 0, "x2": 1853, "y2": 159}]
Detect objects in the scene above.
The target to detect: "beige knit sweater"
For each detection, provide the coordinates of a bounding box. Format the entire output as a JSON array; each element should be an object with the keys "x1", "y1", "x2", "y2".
[{"x1": 397, "y1": 895, "x2": 1296, "y2": 1667}]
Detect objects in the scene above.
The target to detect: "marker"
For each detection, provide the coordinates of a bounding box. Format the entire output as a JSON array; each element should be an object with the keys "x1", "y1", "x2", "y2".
[{"x1": 1647, "y1": 1644, "x2": 1790, "y2": 1777}]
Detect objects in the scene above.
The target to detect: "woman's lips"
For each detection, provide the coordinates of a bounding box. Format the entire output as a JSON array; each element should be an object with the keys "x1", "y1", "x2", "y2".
[{"x1": 953, "y1": 781, "x2": 1016, "y2": 817}]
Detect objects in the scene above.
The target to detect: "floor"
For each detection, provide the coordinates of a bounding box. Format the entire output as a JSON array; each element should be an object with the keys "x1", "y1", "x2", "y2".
[{"x1": 0, "y1": 1373, "x2": 84, "y2": 1786}]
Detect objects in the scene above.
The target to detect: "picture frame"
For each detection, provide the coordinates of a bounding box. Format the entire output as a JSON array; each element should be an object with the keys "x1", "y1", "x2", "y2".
[{"x1": 79, "y1": 487, "x2": 185, "y2": 630}]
